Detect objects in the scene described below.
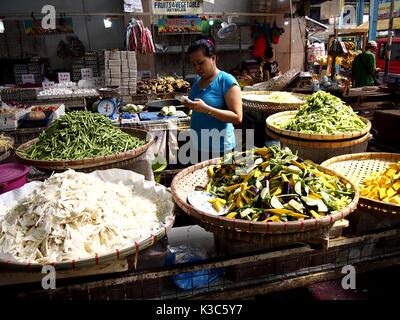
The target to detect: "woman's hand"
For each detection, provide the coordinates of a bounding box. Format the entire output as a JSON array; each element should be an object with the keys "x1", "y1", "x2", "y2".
[{"x1": 183, "y1": 98, "x2": 210, "y2": 114}]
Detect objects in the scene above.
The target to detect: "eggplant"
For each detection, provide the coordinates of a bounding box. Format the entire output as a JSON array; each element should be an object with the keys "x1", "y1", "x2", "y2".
[
  {"x1": 260, "y1": 186, "x2": 270, "y2": 200},
  {"x1": 288, "y1": 199, "x2": 304, "y2": 213},
  {"x1": 248, "y1": 186, "x2": 260, "y2": 196},
  {"x1": 254, "y1": 158, "x2": 263, "y2": 166},
  {"x1": 260, "y1": 201, "x2": 268, "y2": 209},
  {"x1": 294, "y1": 181, "x2": 302, "y2": 195},
  {"x1": 287, "y1": 165, "x2": 302, "y2": 174},
  {"x1": 240, "y1": 208, "x2": 254, "y2": 218},
  {"x1": 270, "y1": 196, "x2": 284, "y2": 209},
  {"x1": 304, "y1": 172, "x2": 315, "y2": 178},
  {"x1": 259, "y1": 211, "x2": 271, "y2": 221},
  {"x1": 280, "y1": 215, "x2": 288, "y2": 222},
  {"x1": 301, "y1": 196, "x2": 328, "y2": 212},
  {"x1": 282, "y1": 181, "x2": 291, "y2": 194}
]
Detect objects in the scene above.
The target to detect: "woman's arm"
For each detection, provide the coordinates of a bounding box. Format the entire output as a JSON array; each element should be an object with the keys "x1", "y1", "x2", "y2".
[{"x1": 184, "y1": 85, "x2": 243, "y2": 125}]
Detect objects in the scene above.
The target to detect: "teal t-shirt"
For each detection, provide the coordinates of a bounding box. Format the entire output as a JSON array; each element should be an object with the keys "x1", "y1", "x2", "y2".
[{"x1": 189, "y1": 71, "x2": 239, "y2": 153}]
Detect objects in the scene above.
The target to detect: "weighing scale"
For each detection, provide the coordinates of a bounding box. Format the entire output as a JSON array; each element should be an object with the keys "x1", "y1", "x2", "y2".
[{"x1": 93, "y1": 86, "x2": 122, "y2": 120}]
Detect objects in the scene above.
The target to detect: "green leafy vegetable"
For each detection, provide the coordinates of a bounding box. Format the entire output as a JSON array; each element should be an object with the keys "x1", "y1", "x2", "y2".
[
  {"x1": 21, "y1": 112, "x2": 146, "y2": 161},
  {"x1": 278, "y1": 91, "x2": 367, "y2": 134}
]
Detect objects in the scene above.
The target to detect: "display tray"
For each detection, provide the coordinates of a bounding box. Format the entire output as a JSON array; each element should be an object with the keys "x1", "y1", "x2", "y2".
[
  {"x1": 138, "y1": 111, "x2": 187, "y2": 121},
  {"x1": 15, "y1": 128, "x2": 154, "y2": 172},
  {"x1": 170, "y1": 157, "x2": 359, "y2": 245},
  {"x1": 242, "y1": 91, "x2": 307, "y2": 115},
  {"x1": 266, "y1": 111, "x2": 371, "y2": 141},
  {"x1": 321, "y1": 153, "x2": 400, "y2": 215}
]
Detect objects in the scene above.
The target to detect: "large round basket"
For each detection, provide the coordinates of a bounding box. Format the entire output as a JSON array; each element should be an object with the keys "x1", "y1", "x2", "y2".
[
  {"x1": 266, "y1": 111, "x2": 372, "y2": 141},
  {"x1": 0, "y1": 192, "x2": 175, "y2": 271},
  {"x1": 15, "y1": 128, "x2": 154, "y2": 172},
  {"x1": 171, "y1": 158, "x2": 359, "y2": 246},
  {"x1": 242, "y1": 91, "x2": 307, "y2": 117},
  {"x1": 321, "y1": 153, "x2": 400, "y2": 215}
]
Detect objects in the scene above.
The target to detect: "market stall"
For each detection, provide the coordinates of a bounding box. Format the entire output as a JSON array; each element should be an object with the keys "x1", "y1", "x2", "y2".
[{"x1": 1, "y1": 0, "x2": 400, "y2": 302}]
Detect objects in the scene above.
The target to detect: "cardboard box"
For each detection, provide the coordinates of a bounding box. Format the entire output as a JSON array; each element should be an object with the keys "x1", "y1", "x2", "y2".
[{"x1": 374, "y1": 109, "x2": 400, "y2": 148}]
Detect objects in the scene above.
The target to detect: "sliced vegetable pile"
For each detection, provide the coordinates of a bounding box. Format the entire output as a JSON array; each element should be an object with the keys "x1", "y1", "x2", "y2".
[
  {"x1": 20, "y1": 112, "x2": 146, "y2": 161},
  {"x1": 204, "y1": 146, "x2": 354, "y2": 222},
  {"x1": 360, "y1": 162, "x2": 400, "y2": 205},
  {"x1": 278, "y1": 91, "x2": 367, "y2": 134},
  {"x1": 0, "y1": 134, "x2": 13, "y2": 151}
]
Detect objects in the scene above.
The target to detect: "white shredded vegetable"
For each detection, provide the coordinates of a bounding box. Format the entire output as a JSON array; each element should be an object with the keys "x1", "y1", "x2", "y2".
[
  {"x1": 243, "y1": 92, "x2": 303, "y2": 104},
  {"x1": 0, "y1": 170, "x2": 166, "y2": 264}
]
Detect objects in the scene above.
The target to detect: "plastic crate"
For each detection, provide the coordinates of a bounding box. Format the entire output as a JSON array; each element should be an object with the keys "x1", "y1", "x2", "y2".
[{"x1": 0, "y1": 115, "x2": 19, "y2": 130}]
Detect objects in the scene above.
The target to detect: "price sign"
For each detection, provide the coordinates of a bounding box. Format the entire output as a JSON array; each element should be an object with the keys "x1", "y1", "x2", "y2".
[
  {"x1": 22, "y1": 74, "x2": 35, "y2": 84},
  {"x1": 93, "y1": 77, "x2": 104, "y2": 87},
  {"x1": 58, "y1": 72, "x2": 71, "y2": 83},
  {"x1": 81, "y1": 68, "x2": 93, "y2": 80},
  {"x1": 42, "y1": 81, "x2": 55, "y2": 90}
]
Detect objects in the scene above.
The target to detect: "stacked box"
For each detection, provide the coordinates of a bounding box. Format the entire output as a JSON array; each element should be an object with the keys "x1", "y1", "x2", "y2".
[
  {"x1": 71, "y1": 51, "x2": 105, "y2": 82},
  {"x1": 71, "y1": 57, "x2": 85, "y2": 82},
  {"x1": 104, "y1": 50, "x2": 137, "y2": 95}
]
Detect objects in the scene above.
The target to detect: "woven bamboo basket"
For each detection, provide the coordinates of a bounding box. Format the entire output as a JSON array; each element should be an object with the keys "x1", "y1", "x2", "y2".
[
  {"x1": 0, "y1": 199, "x2": 175, "y2": 271},
  {"x1": 171, "y1": 158, "x2": 359, "y2": 245},
  {"x1": 15, "y1": 128, "x2": 154, "y2": 172},
  {"x1": 321, "y1": 153, "x2": 400, "y2": 215},
  {"x1": 266, "y1": 128, "x2": 371, "y2": 164},
  {"x1": 242, "y1": 91, "x2": 307, "y2": 118},
  {"x1": 266, "y1": 111, "x2": 372, "y2": 141}
]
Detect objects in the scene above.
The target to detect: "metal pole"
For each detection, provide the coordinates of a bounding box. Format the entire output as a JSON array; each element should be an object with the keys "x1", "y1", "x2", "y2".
[
  {"x1": 384, "y1": 0, "x2": 395, "y2": 75},
  {"x1": 356, "y1": 0, "x2": 365, "y2": 26},
  {"x1": 369, "y1": 0, "x2": 379, "y2": 41},
  {"x1": 289, "y1": 0, "x2": 293, "y2": 69}
]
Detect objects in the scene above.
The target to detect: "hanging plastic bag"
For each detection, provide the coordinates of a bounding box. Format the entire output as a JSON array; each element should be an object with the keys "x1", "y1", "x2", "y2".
[
  {"x1": 165, "y1": 245, "x2": 222, "y2": 290},
  {"x1": 253, "y1": 32, "x2": 267, "y2": 59}
]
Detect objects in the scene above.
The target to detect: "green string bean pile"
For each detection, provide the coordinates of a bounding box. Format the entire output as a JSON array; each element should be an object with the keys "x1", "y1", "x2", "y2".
[
  {"x1": 279, "y1": 91, "x2": 367, "y2": 134},
  {"x1": 21, "y1": 112, "x2": 146, "y2": 161}
]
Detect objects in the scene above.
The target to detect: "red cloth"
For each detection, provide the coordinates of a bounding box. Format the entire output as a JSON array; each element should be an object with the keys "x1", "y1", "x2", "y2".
[{"x1": 253, "y1": 33, "x2": 267, "y2": 59}]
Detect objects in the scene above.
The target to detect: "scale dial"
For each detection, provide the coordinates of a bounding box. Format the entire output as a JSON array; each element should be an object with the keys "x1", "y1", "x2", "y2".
[{"x1": 97, "y1": 99, "x2": 116, "y2": 116}]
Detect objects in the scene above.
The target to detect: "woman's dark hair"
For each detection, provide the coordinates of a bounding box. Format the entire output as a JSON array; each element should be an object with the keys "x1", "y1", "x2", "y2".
[{"x1": 188, "y1": 35, "x2": 216, "y2": 57}]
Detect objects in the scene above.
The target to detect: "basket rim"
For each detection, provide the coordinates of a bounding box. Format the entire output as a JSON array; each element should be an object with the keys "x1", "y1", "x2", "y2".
[
  {"x1": 321, "y1": 152, "x2": 400, "y2": 213},
  {"x1": 266, "y1": 127, "x2": 371, "y2": 148},
  {"x1": 266, "y1": 110, "x2": 372, "y2": 141},
  {"x1": 171, "y1": 157, "x2": 359, "y2": 234},
  {"x1": 15, "y1": 128, "x2": 154, "y2": 170}
]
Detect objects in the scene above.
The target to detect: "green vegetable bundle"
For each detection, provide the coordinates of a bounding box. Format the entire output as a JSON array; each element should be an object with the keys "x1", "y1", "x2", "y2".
[
  {"x1": 280, "y1": 91, "x2": 366, "y2": 134},
  {"x1": 21, "y1": 112, "x2": 146, "y2": 161}
]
